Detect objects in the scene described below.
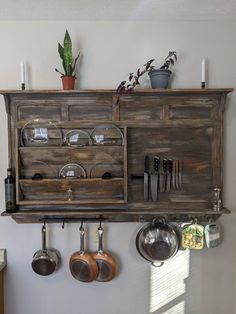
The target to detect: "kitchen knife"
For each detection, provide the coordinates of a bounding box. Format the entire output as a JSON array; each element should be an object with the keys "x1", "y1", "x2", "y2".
[
  {"x1": 178, "y1": 159, "x2": 183, "y2": 189},
  {"x1": 160, "y1": 158, "x2": 168, "y2": 192},
  {"x1": 175, "y1": 160, "x2": 179, "y2": 190},
  {"x1": 144, "y1": 156, "x2": 149, "y2": 201},
  {"x1": 151, "y1": 156, "x2": 160, "y2": 202},
  {"x1": 166, "y1": 159, "x2": 173, "y2": 193},
  {"x1": 172, "y1": 160, "x2": 176, "y2": 190}
]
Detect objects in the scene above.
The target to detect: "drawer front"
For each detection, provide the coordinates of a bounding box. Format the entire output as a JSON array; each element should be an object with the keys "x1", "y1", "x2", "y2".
[
  {"x1": 17, "y1": 105, "x2": 62, "y2": 121},
  {"x1": 168, "y1": 96, "x2": 219, "y2": 120},
  {"x1": 19, "y1": 179, "x2": 125, "y2": 203},
  {"x1": 68, "y1": 97, "x2": 112, "y2": 120},
  {"x1": 119, "y1": 96, "x2": 163, "y2": 121}
]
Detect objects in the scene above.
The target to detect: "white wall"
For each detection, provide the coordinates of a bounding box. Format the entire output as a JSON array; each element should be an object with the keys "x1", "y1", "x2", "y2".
[{"x1": 0, "y1": 21, "x2": 236, "y2": 314}]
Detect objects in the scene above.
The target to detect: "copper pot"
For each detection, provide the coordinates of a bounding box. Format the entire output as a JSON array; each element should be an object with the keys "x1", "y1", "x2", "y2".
[
  {"x1": 69, "y1": 223, "x2": 98, "y2": 282},
  {"x1": 92, "y1": 224, "x2": 117, "y2": 282}
]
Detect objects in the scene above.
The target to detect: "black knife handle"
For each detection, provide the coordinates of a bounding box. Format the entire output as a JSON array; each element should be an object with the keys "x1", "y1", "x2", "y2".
[
  {"x1": 144, "y1": 156, "x2": 149, "y2": 173},
  {"x1": 154, "y1": 156, "x2": 160, "y2": 172},
  {"x1": 163, "y1": 158, "x2": 168, "y2": 173}
]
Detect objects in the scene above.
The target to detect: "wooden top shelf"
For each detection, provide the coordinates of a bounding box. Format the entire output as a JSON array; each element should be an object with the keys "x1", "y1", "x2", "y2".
[{"x1": 0, "y1": 88, "x2": 233, "y2": 96}]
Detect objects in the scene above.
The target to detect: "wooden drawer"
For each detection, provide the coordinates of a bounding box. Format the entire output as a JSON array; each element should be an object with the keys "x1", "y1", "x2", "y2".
[
  {"x1": 17, "y1": 105, "x2": 62, "y2": 121},
  {"x1": 19, "y1": 178, "x2": 125, "y2": 204},
  {"x1": 119, "y1": 96, "x2": 163, "y2": 121},
  {"x1": 68, "y1": 96, "x2": 112, "y2": 120},
  {"x1": 168, "y1": 96, "x2": 219, "y2": 120}
]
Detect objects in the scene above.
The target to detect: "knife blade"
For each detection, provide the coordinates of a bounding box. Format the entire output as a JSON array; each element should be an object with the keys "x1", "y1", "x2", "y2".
[
  {"x1": 144, "y1": 155, "x2": 149, "y2": 201},
  {"x1": 172, "y1": 160, "x2": 176, "y2": 190},
  {"x1": 166, "y1": 159, "x2": 173, "y2": 193},
  {"x1": 160, "y1": 158, "x2": 168, "y2": 192},
  {"x1": 175, "y1": 160, "x2": 179, "y2": 189},
  {"x1": 178, "y1": 159, "x2": 183, "y2": 189},
  {"x1": 151, "y1": 156, "x2": 160, "y2": 201}
]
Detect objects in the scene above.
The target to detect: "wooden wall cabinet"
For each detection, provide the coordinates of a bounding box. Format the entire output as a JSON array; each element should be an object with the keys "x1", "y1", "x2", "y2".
[{"x1": 1, "y1": 88, "x2": 232, "y2": 223}]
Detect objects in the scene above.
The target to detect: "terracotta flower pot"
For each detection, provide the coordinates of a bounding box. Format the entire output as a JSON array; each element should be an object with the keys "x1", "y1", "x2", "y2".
[{"x1": 61, "y1": 76, "x2": 76, "y2": 90}]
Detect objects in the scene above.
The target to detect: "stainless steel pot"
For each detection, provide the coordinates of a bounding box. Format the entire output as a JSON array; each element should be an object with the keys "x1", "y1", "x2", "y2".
[
  {"x1": 32, "y1": 224, "x2": 60, "y2": 276},
  {"x1": 136, "y1": 217, "x2": 179, "y2": 266}
]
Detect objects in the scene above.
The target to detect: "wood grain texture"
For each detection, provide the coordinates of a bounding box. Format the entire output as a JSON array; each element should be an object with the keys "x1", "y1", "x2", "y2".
[
  {"x1": 0, "y1": 88, "x2": 232, "y2": 222},
  {"x1": 19, "y1": 178, "x2": 124, "y2": 202},
  {"x1": 0, "y1": 271, "x2": 4, "y2": 314}
]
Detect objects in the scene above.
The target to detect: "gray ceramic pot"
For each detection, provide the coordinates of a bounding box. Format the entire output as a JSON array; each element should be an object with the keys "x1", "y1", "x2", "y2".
[{"x1": 148, "y1": 69, "x2": 171, "y2": 89}]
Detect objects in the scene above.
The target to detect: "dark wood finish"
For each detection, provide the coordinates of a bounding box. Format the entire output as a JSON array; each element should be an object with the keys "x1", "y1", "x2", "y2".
[
  {"x1": 19, "y1": 178, "x2": 125, "y2": 203},
  {"x1": 0, "y1": 271, "x2": 4, "y2": 314},
  {"x1": 1, "y1": 209, "x2": 228, "y2": 223},
  {"x1": 0, "y1": 88, "x2": 233, "y2": 223}
]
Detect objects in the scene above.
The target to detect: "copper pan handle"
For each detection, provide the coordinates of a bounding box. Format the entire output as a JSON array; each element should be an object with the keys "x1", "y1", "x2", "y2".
[
  {"x1": 98, "y1": 223, "x2": 104, "y2": 254},
  {"x1": 79, "y1": 222, "x2": 85, "y2": 254}
]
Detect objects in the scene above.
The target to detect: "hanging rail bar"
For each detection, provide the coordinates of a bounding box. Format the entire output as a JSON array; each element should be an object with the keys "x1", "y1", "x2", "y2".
[{"x1": 39, "y1": 215, "x2": 107, "y2": 224}]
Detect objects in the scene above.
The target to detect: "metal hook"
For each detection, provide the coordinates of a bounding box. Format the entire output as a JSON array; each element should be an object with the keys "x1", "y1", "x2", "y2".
[
  {"x1": 208, "y1": 216, "x2": 213, "y2": 224},
  {"x1": 42, "y1": 221, "x2": 46, "y2": 232},
  {"x1": 62, "y1": 220, "x2": 65, "y2": 229},
  {"x1": 79, "y1": 220, "x2": 84, "y2": 231},
  {"x1": 98, "y1": 220, "x2": 103, "y2": 231}
]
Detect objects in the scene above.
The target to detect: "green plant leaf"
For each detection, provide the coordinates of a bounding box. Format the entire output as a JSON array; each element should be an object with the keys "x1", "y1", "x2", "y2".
[
  {"x1": 63, "y1": 30, "x2": 73, "y2": 75},
  {"x1": 56, "y1": 30, "x2": 80, "y2": 77},
  {"x1": 55, "y1": 68, "x2": 64, "y2": 76},
  {"x1": 58, "y1": 43, "x2": 64, "y2": 60},
  {"x1": 71, "y1": 51, "x2": 80, "y2": 75}
]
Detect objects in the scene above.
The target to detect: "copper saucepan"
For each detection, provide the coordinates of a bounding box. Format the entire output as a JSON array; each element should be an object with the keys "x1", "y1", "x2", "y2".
[
  {"x1": 69, "y1": 222, "x2": 98, "y2": 282},
  {"x1": 92, "y1": 223, "x2": 117, "y2": 282}
]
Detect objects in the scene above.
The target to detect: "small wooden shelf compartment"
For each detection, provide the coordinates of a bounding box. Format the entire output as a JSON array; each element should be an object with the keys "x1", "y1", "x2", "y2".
[{"x1": 16, "y1": 125, "x2": 127, "y2": 205}]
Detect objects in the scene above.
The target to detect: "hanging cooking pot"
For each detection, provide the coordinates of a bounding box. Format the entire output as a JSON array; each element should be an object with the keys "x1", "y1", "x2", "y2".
[
  {"x1": 136, "y1": 217, "x2": 179, "y2": 266},
  {"x1": 69, "y1": 222, "x2": 98, "y2": 282},
  {"x1": 32, "y1": 224, "x2": 60, "y2": 276},
  {"x1": 92, "y1": 222, "x2": 117, "y2": 282}
]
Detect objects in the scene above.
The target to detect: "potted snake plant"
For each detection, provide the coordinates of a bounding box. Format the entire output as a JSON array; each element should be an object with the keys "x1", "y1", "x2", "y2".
[{"x1": 55, "y1": 30, "x2": 80, "y2": 90}]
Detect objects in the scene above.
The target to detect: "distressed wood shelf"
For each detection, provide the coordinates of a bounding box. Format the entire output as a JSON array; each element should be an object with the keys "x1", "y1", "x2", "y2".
[
  {"x1": 0, "y1": 88, "x2": 233, "y2": 223},
  {"x1": 1, "y1": 208, "x2": 230, "y2": 224}
]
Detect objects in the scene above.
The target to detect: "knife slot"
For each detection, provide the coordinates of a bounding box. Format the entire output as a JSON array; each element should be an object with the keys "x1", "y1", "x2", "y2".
[{"x1": 130, "y1": 174, "x2": 144, "y2": 179}]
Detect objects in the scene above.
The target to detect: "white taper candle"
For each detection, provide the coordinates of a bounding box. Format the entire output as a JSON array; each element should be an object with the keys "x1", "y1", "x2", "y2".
[
  {"x1": 201, "y1": 59, "x2": 206, "y2": 83},
  {"x1": 20, "y1": 63, "x2": 25, "y2": 84}
]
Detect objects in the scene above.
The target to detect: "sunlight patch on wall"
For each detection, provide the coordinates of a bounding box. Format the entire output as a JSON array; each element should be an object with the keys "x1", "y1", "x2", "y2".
[
  {"x1": 149, "y1": 250, "x2": 190, "y2": 313},
  {"x1": 162, "y1": 301, "x2": 185, "y2": 314}
]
